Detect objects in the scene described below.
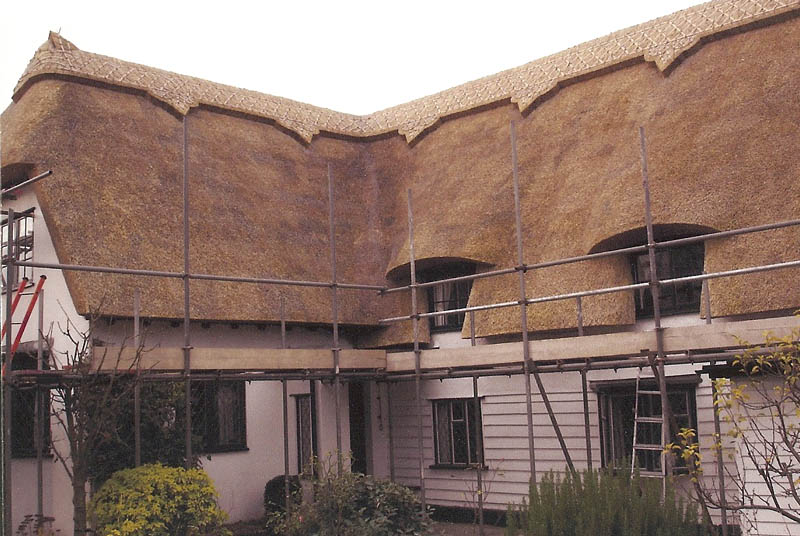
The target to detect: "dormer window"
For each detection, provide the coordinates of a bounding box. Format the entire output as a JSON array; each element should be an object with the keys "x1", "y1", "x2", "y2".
[
  {"x1": 421, "y1": 262, "x2": 475, "y2": 332},
  {"x1": 631, "y1": 243, "x2": 704, "y2": 318},
  {"x1": 1, "y1": 209, "x2": 35, "y2": 294}
]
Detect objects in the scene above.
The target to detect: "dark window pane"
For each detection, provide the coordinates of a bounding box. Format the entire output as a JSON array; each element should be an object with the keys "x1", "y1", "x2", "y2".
[
  {"x1": 600, "y1": 385, "x2": 697, "y2": 474},
  {"x1": 632, "y1": 243, "x2": 704, "y2": 318},
  {"x1": 433, "y1": 398, "x2": 483, "y2": 466},
  {"x1": 452, "y1": 420, "x2": 468, "y2": 464},
  {"x1": 468, "y1": 401, "x2": 479, "y2": 464},
  {"x1": 297, "y1": 396, "x2": 313, "y2": 473},
  {"x1": 192, "y1": 381, "x2": 246, "y2": 453},
  {"x1": 436, "y1": 402, "x2": 452, "y2": 464}
]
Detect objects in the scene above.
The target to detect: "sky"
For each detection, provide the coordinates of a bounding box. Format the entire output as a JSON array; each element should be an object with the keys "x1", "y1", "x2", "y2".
[{"x1": 1, "y1": 1, "x2": 701, "y2": 115}]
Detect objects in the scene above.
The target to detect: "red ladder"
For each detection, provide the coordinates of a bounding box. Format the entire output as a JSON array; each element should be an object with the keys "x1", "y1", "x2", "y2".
[{"x1": 2, "y1": 275, "x2": 47, "y2": 377}]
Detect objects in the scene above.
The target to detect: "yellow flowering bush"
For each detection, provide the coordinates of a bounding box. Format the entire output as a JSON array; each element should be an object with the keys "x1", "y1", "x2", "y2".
[{"x1": 90, "y1": 463, "x2": 230, "y2": 536}]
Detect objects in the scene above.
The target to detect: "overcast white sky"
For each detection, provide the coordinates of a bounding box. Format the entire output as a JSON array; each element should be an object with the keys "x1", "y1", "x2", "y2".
[{"x1": 1, "y1": 0, "x2": 700, "y2": 115}]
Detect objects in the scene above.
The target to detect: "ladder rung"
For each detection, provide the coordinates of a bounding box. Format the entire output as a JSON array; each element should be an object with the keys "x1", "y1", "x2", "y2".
[
  {"x1": 633, "y1": 443, "x2": 663, "y2": 451},
  {"x1": 638, "y1": 471, "x2": 664, "y2": 478},
  {"x1": 635, "y1": 417, "x2": 664, "y2": 424},
  {"x1": 637, "y1": 390, "x2": 661, "y2": 395}
]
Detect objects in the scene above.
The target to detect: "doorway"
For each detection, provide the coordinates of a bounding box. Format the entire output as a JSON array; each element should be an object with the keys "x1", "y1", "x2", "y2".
[{"x1": 348, "y1": 382, "x2": 370, "y2": 474}]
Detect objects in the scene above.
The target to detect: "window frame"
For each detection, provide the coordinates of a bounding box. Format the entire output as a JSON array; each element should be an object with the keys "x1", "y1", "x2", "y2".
[
  {"x1": 597, "y1": 378, "x2": 698, "y2": 475},
  {"x1": 631, "y1": 243, "x2": 704, "y2": 318},
  {"x1": 295, "y1": 393, "x2": 315, "y2": 475},
  {"x1": 431, "y1": 397, "x2": 484, "y2": 469},
  {"x1": 9, "y1": 352, "x2": 50, "y2": 458},
  {"x1": 421, "y1": 263, "x2": 475, "y2": 332},
  {"x1": 1, "y1": 208, "x2": 35, "y2": 294},
  {"x1": 191, "y1": 380, "x2": 247, "y2": 454}
]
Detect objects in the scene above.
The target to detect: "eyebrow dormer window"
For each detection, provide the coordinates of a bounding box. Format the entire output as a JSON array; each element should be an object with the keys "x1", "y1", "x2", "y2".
[
  {"x1": 421, "y1": 262, "x2": 475, "y2": 332},
  {"x1": 631, "y1": 243, "x2": 704, "y2": 318}
]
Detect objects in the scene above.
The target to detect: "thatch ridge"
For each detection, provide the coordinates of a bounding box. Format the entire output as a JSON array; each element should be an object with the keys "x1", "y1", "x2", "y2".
[{"x1": 13, "y1": 0, "x2": 799, "y2": 143}]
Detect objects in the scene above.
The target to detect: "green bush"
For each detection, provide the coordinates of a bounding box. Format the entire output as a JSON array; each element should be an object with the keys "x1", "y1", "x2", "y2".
[
  {"x1": 505, "y1": 468, "x2": 709, "y2": 536},
  {"x1": 267, "y1": 465, "x2": 429, "y2": 536},
  {"x1": 264, "y1": 474, "x2": 301, "y2": 515},
  {"x1": 90, "y1": 463, "x2": 230, "y2": 536}
]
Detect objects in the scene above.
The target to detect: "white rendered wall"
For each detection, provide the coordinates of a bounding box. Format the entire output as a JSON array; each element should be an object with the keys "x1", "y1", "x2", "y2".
[{"x1": 4, "y1": 188, "x2": 90, "y2": 534}]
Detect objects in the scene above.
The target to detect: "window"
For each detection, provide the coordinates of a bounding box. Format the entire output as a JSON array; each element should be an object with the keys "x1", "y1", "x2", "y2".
[
  {"x1": 598, "y1": 381, "x2": 697, "y2": 474},
  {"x1": 631, "y1": 243, "x2": 704, "y2": 318},
  {"x1": 191, "y1": 381, "x2": 246, "y2": 452},
  {"x1": 9, "y1": 353, "x2": 50, "y2": 458},
  {"x1": 296, "y1": 394, "x2": 315, "y2": 474},
  {"x1": 432, "y1": 398, "x2": 483, "y2": 467},
  {"x1": 1, "y1": 209, "x2": 34, "y2": 293},
  {"x1": 423, "y1": 263, "x2": 475, "y2": 331}
]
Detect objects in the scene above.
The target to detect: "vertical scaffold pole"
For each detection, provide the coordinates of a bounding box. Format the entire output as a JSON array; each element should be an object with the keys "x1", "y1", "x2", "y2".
[
  {"x1": 386, "y1": 382, "x2": 395, "y2": 482},
  {"x1": 710, "y1": 361, "x2": 729, "y2": 536},
  {"x1": 36, "y1": 287, "x2": 44, "y2": 516},
  {"x1": 134, "y1": 289, "x2": 141, "y2": 467},
  {"x1": 639, "y1": 126, "x2": 672, "y2": 495},
  {"x1": 577, "y1": 296, "x2": 593, "y2": 470},
  {"x1": 182, "y1": 116, "x2": 193, "y2": 469},
  {"x1": 407, "y1": 189, "x2": 426, "y2": 514},
  {"x1": 510, "y1": 124, "x2": 537, "y2": 484},
  {"x1": 473, "y1": 375, "x2": 485, "y2": 536},
  {"x1": 327, "y1": 164, "x2": 343, "y2": 475},
  {"x1": 281, "y1": 297, "x2": 291, "y2": 510},
  {"x1": 511, "y1": 122, "x2": 576, "y2": 477},
  {"x1": 3, "y1": 208, "x2": 15, "y2": 536}
]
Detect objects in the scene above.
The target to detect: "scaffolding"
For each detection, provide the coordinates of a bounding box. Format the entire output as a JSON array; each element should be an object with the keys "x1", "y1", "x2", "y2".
[{"x1": 2, "y1": 120, "x2": 799, "y2": 536}]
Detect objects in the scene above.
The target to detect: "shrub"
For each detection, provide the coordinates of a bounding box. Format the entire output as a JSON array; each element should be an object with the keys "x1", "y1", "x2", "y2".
[
  {"x1": 267, "y1": 464, "x2": 429, "y2": 536},
  {"x1": 264, "y1": 474, "x2": 301, "y2": 516},
  {"x1": 90, "y1": 463, "x2": 230, "y2": 536},
  {"x1": 505, "y1": 467, "x2": 710, "y2": 536}
]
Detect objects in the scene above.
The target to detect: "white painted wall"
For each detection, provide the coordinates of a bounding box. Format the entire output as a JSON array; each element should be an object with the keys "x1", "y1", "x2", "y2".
[
  {"x1": 5, "y1": 188, "x2": 90, "y2": 534},
  {"x1": 379, "y1": 352, "x2": 748, "y2": 527}
]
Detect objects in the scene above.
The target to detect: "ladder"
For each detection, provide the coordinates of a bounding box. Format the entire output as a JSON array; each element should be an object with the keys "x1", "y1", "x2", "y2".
[
  {"x1": 2, "y1": 275, "x2": 47, "y2": 376},
  {"x1": 631, "y1": 366, "x2": 667, "y2": 490}
]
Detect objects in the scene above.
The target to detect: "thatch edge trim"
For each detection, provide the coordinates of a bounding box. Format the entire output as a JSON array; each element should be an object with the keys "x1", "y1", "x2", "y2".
[{"x1": 12, "y1": 0, "x2": 799, "y2": 143}]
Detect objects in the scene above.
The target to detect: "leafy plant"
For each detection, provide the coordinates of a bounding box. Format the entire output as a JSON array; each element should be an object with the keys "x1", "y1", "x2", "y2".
[
  {"x1": 668, "y1": 324, "x2": 800, "y2": 529},
  {"x1": 505, "y1": 467, "x2": 708, "y2": 536},
  {"x1": 264, "y1": 474, "x2": 301, "y2": 516},
  {"x1": 90, "y1": 463, "x2": 230, "y2": 536},
  {"x1": 267, "y1": 457, "x2": 429, "y2": 536}
]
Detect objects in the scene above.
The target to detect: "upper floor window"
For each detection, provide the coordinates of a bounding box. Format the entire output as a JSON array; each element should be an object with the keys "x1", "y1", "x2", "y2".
[
  {"x1": 422, "y1": 263, "x2": 475, "y2": 332},
  {"x1": 1, "y1": 209, "x2": 35, "y2": 293},
  {"x1": 631, "y1": 243, "x2": 704, "y2": 318}
]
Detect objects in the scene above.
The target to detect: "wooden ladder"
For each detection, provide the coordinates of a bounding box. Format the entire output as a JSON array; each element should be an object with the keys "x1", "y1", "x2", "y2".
[{"x1": 631, "y1": 366, "x2": 667, "y2": 487}]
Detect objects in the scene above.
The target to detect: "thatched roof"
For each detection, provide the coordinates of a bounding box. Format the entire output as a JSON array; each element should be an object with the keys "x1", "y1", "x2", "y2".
[
  {"x1": 3, "y1": 0, "x2": 799, "y2": 347},
  {"x1": 13, "y1": 0, "x2": 798, "y2": 142}
]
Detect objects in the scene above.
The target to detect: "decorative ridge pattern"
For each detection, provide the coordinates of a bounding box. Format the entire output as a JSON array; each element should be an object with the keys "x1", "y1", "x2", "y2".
[{"x1": 14, "y1": 0, "x2": 799, "y2": 142}]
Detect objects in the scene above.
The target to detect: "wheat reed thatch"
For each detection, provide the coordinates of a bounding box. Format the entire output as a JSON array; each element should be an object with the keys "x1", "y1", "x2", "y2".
[{"x1": 2, "y1": 0, "x2": 799, "y2": 346}]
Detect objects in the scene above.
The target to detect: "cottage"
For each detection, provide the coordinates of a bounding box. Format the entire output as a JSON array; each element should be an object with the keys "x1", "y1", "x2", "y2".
[{"x1": 2, "y1": 0, "x2": 799, "y2": 534}]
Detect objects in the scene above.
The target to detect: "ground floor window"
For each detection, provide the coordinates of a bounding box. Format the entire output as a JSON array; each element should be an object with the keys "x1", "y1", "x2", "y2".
[
  {"x1": 9, "y1": 353, "x2": 50, "y2": 458},
  {"x1": 598, "y1": 381, "x2": 697, "y2": 474},
  {"x1": 432, "y1": 398, "x2": 483, "y2": 467},
  {"x1": 192, "y1": 381, "x2": 246, "y2": 453}
]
